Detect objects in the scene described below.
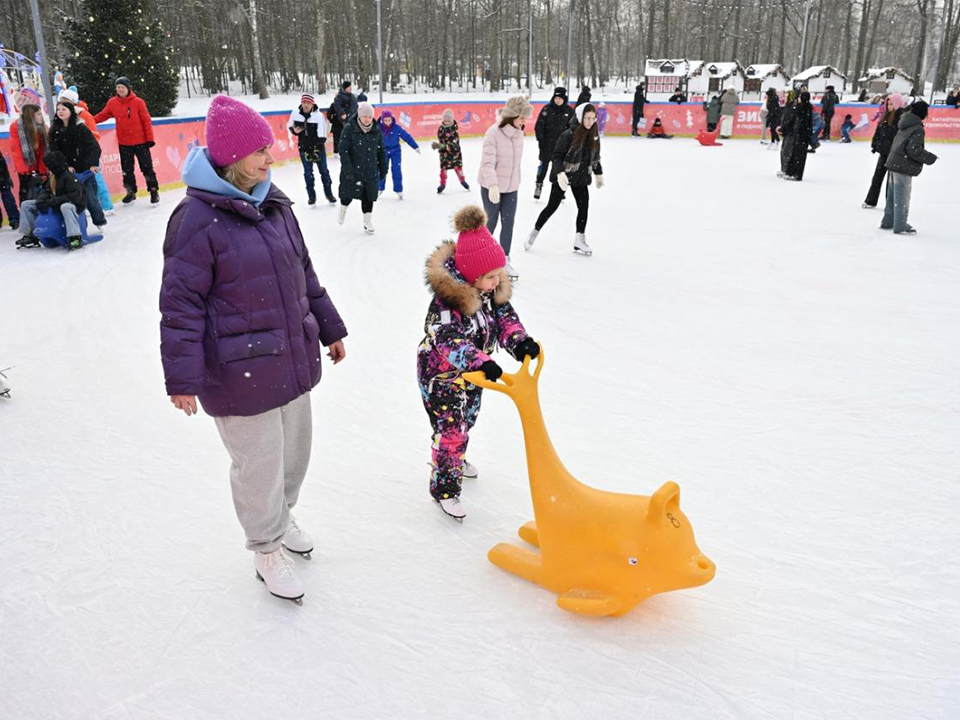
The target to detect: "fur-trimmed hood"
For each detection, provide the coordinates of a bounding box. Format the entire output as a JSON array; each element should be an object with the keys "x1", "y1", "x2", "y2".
[{"x1": 424, "y1": 241, "x2": 512, "y2": 316}]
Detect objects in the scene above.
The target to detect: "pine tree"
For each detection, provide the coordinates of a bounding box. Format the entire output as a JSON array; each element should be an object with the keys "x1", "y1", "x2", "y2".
[{"x1": 61, "y1": 0, "x2": 179, "y2": 116}]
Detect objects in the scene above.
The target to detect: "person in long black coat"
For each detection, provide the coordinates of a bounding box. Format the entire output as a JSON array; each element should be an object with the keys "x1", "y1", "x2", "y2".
[
  {"x1": 783, "y1": 92, "x2": 813, "y2": 181},
  {"x1": 765, "y1": 88, "x2": 782, "y2": 144},
  {"x1": 863, "y1": 95, "x2": 904, "y2": 208},
  {"x1": 332, "y1": 80, "x2": 359, "y2": 154},
  {"x1": 777, "y1": 91, "x2": 797, "y2": 175},
  {"x1": 632, "y1": 83, "x2": 646, "y2": 135},
  {"x1": 337, "y1": 102, "x2": 388, "y2": 234},
  {"x1": 533, "y1": 86, "x2": 574, "y2": 198}
]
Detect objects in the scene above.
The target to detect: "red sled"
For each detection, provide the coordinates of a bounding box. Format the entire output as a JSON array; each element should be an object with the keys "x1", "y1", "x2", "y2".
[{"x1": 696, "y1": 126, "x2": 723, "y2": 146}]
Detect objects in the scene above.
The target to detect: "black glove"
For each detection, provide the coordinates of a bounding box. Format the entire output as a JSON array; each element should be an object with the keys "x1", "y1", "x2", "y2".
[
  {"x1": 515, "y1": 337, "x2": 540, "y2": 360},
  {"x1": 36, "y1": 201, "x2": 49, "y2": 214},
  {"x1": 479, "y1": 360, "x2": 502, "y2": 381},
  {"x1": 146, "y1": 141, "x2": 156, "y2": 148}
]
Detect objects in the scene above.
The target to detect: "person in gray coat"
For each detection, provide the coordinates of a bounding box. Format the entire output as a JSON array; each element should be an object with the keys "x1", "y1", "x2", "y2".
[
  {"x1": 881, "y1": 101, "x2": 937, "y2": 235},
  {"x1": 719, "y1": 87, "x2": 739, "y2": 138}
]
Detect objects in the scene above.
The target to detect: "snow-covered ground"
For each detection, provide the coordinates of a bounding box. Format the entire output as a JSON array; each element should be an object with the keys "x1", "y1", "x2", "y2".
[{"x1": 1, "y1": 136, "x2": 958, "y2": 719}]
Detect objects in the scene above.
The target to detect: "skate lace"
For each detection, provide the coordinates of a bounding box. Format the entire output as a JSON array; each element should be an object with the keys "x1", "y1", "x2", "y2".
[
  {"x1": 267, "y1": 550, "x2": 294, "y2": 581},
  {"x1": 287, "y1": 516, "x2": 300, "y2": 536}
]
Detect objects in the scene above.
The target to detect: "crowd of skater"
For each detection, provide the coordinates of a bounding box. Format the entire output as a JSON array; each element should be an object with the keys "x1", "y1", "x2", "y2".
[{"x1": 4, "y1": 70, "x2": 944, "y2": 604}]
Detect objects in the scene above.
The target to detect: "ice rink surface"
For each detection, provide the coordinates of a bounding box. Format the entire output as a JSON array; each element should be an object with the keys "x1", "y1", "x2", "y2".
[{"x1": 1, "y1": 134, "x2": 958, "y2": 719}]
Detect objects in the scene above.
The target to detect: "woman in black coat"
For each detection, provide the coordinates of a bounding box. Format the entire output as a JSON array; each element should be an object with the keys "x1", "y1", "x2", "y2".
[
  {"x1": 525, "y1": 104, "x2": 604, "y2": 256},
  {"x1": 337, "y1": 102, "x2": 387, "y2": 234},
  {"x1": 782, "y1": 92, "x2": 813, "y2": 181},
  {"x1": 863, "y1": 95, "x2": 904, "y2": 208},
  {"x1": 48, "y1": 97, "x2": 105, "y2": 227}
]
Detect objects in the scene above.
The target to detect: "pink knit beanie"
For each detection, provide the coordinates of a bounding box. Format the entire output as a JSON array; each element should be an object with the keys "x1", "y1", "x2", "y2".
[
  {"x1": 453, "y1": 206, "x2": 506, "y2": 284},
  {"x1": 205, "y1": 95, "x2": 275, "y2": 168}
]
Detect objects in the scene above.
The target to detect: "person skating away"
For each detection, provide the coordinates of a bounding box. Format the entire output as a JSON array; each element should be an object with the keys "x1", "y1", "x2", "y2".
[
  {"x1": 288, "y1": 93, "x2": 336, "y2": 205},
  {"x1": 16, "y1": 151, "x2": 87, "y2": 251},
  {"x1": 337, "y1": 102, "x2": 388, "y2": 234},
  {"x1": 881, "y1": 101, "x2": 937, "y2": 235},
  {"x1": 433, "y1": 109, "x2": 469, "y2": 193},
  {"x1": 68, "y1": 86, "x2": 115, "y2": 216},
  {"x1": 719, "y1": 87, "x2": 739, "y2": 138},
  {"x1": 820, "y1": 85, "x2": 839, "y2": 140},
  {"x1": 327, "y1": 98, "x2": 343, "y2": 155},
  {"x1": 809, "y1": 108, "x2": 823, "y2": 151},
  {"x1": 777, "y1": 90, "x2": 798, "y2": 177},
  {"x1": 377, "y1": 109, "x2": 420, "y2": 200},
  {"x1": 646, "y1": 117, "x2": 673, "y2": 139},
  {"x1": 632, "y1": 83, "x2": 646, "y2": 136},
  {"x1": 781, "y1": 91, "x2": 814, "y2": 181},
  {"x1": 49, "y1": 92, "x2": 107, "y2": 231},
  {"x1": 94, "y1": 77, "x2": 159, "y2": 205},
  {"x1": 0, "y1": 152, "x2": 20, "y2": 231},
  {"x1": 575, "y1": 86, "x2": 592, "y2": 107},
  {"x1": 160, "y1": 95, "x2": 348, "y2": 605},
  {"x1": 704, "y1": 94, "x2": 722, "y2": 132},
  {"x1": 526, "y1": 103, "x2": 603, "y2": 257},
  {"x1": 839, "y1": 115, "x2": 855, "y2": 143},
  {"x1": 418, "y1": 205, "x2": 538, "y2": 521},
  {"x1": 532, "y1": 86, "x2": 574, "y2": 199},
  {"x1": 332, "y1": 80, "x2": 358, "y2": 153},
  {"x1": 9, "y1": 88, "x2": 48, "y2": 204},
  {"x1": 765, "y1": 88, "x2": 782, "y2": 150},
  {"x1": 863, "y1": 94, "x2": 905, "y2": 208},
  {"x1": 479, "y1": 95, "x2": 533, "y2": 280}
]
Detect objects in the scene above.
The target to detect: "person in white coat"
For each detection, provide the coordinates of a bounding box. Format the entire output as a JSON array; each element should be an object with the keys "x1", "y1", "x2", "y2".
[{"x1": 288, "y1": 94, "x2": 336, "y2": 205}]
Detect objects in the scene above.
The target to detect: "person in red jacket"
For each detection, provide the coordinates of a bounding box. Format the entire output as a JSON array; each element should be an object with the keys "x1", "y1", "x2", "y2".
[
  {"x1": 8, "y1": 88, "x2": 49, "y2": 203},
  {"x1": 94, "y1": 76, "x2": 159, "y2": 205}
]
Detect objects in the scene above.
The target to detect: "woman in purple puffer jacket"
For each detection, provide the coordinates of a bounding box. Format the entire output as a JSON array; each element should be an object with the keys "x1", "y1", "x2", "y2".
[{"x1": 159, "y1": 95, "x2": 347, "y2": 605}]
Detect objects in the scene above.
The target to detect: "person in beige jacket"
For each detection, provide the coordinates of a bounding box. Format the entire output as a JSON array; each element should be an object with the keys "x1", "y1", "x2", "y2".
[
  {"x1": 479, "y1": 95, "x2": 533, "y2": 280},
  {"x1": 719, "y1": 87, "x2": 739, "y2": 138}
]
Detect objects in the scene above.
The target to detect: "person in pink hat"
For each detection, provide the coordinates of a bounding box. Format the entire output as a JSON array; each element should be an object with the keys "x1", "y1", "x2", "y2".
[
  {"x1": 416, "y1": 204, "x2": 539, "y2": 521},
  {"x1": 160, "y1": 95, "x2": 348, "y2": 605}
]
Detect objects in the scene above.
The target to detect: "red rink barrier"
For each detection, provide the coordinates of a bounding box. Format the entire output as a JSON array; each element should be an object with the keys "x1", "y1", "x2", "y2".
[{"x1": 3, "y1": 100, "x2": 958, "y2": 199}]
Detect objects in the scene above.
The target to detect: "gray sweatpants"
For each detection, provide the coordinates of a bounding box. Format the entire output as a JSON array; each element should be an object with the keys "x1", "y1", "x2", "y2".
[{"x1": 214, "y1": 392, "x2": 313, "y2": 553}]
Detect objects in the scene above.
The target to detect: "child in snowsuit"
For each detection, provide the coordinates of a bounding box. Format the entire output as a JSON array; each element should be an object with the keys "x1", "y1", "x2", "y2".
[
  {"x1": 433, "y1": 109, "x2": 469, "y2": 193},
  {"x1": 0, "y1": 152, "x2": 20, "y2": 230},
  {"x1": 16, "y1": 150, "x2": 87, "y2": 251},
  {"x1": 378, "y1": 109, "x2": 420, "y2": 198},
  {"x1": 840, "y1": 115, "x2": 854, "y2": 143},
  {"x1": 417, "y1": 205, "x2": 538, "y2": 520},
  {"x1": 647, "y1": 118, "x2": 673, "y2": 139}
]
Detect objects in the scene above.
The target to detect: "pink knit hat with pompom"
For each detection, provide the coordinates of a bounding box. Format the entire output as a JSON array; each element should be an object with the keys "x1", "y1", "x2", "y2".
[
  {"x1": 205, "y1": 95, "x2": 275, "y2": 168},
  {"x1": 453, "y1": 206, "x2": 506, "y2": 284}
]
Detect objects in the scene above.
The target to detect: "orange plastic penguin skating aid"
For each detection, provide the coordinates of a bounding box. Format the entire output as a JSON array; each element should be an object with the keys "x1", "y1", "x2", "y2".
[{"x1": 463, "y1": 346, "x2": 716, "y2": 617}]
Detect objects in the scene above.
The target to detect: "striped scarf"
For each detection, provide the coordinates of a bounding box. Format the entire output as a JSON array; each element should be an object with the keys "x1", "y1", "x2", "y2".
[{"x1": 18, "y1": 119, "x2": 38, "y2": 169}]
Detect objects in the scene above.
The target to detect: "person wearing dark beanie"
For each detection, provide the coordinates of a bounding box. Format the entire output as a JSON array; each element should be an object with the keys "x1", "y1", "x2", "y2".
[
  {"x1": 332, "y1": 80, "x2": 358, "y2": 153},
  {"x1": 417, "y1": 205, "x2": 538, "y2": 521},
  {"x1": 94, "y1": 75, "x2": 159, "y2": 204},
  {"x1": 882, "y1": 99, "x2": 937, "y2": 234}
]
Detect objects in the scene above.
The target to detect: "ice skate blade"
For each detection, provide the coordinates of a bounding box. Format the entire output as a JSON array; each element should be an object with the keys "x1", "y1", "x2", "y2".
[
  {"x1": 256, "y1": 571, "x2": 305, "y2": 604},
  {"x1": 282, "y1": 544, "x2": 313, "y2": 560},
  {"x1": 573, "y1": 249, "x2": 593, "y2": 256}
]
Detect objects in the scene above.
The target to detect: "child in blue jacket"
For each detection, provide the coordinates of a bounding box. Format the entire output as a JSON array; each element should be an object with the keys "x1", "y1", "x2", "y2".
[
  {"x1": 378, "y1": 109, "x2": 420, "y2": 198},
  {"x1": 840, "y1": 114, "x2": 854, "y2": 143}
]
